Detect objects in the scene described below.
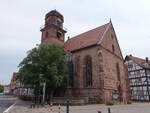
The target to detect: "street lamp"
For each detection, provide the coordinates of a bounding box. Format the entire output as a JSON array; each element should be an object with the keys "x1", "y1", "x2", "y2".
[
  {"x1": 65, "y1": 51, "x2": 72, "y2": 113},
  {"x1": 42, "y1": 81, "x2": 46, "y2": 104}
]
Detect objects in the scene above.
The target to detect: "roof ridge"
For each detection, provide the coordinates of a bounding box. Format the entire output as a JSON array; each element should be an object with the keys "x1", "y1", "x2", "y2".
[
  {"x1": 128, "y1": 55, "x2": 150, "y2": 69},
  {"x1": 66, "y1": 23, "x2": 109, "y2": 42},
  {"x1": 97, "y1": 22, "x2": 111, "y2": 44},
  {"x1": 130, "y1": 56, "x2": 146, "y2": 61}
]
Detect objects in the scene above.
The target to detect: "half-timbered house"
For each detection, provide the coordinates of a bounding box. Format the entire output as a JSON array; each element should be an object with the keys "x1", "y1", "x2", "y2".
[{"x1": 125, "y1": 55, "x2": 150, "y2": 101}]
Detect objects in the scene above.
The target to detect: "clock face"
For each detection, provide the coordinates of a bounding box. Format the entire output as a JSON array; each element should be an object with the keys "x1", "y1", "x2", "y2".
[{"x1": 56, "y1": 31, "x2": 62, "y2": 39}]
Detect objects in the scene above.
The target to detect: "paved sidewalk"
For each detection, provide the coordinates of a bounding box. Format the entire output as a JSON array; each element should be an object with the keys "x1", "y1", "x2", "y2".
[{"x1": 9, "y1": 101, "x2": 150, "y2": 113}]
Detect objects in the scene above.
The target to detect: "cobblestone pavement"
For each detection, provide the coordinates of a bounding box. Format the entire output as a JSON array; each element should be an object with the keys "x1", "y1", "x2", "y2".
[{"x1": 9, "y1": 101, "x2": 150, "y2": 113}]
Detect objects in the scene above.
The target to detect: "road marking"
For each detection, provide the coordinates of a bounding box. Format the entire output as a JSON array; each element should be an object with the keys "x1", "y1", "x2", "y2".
[{"x1": 3, "y1": 103, "x2": 16, "y2": 113}]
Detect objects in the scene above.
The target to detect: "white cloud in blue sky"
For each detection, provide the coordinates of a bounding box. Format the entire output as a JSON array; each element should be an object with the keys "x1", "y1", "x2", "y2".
[{"x1": 0, "y1": 0, "x2": 150, "y2": 84}]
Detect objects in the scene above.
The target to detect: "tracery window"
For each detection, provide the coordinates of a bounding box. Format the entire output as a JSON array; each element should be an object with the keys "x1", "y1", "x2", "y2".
[
  {"x1": 84, "y1": 55, "x2": 93, "y2": 87},
  {"x1": 111, "y1": 34, "x2": 114, "y2": 39},
  {"x1": 116, "y1": 63, "x2": 120, "y2": 81},
  {"x1": 69, "y1": 60, "x2": 74, "y2": 87},
  {"x1": 112, "y1": 44, "x2": 115, "y2": 53},
  {"x1": 74, "y1": 56, "x2": 80, "y2": 88}
]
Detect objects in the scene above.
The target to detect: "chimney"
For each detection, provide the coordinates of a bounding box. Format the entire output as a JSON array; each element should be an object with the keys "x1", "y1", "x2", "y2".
[
  {"x1": 146, "y1": 57, "x2": 149, "y2": 62},
  {"x1": 67, "y1": 36, "x2": 70, "y2": 40}
]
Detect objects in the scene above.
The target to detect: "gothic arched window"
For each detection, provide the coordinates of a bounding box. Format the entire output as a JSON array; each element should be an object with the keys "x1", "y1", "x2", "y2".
[
  {"x1": 69, "y1": 60, "x2": 74, "y2": 87},
  {"x1": 112, "y1": 44, "x2": 115, "y2": 53},
  {"x1": 111, "y1": 34, "x2": 114, "y2": 39},
  {"x1": 84, "y1": 55, "x2": 93, "y2": 87},
  {"x1": 116, "y1": 62, "x2": 120, "y2": 81},
  {"x1": 74, "y1": 56, "x2": 80, "y2": 88}
]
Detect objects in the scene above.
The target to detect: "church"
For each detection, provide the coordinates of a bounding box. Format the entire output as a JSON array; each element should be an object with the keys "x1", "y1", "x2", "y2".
[{"x1": 40, "y1": 10, "x2": 129, "y2": 103}]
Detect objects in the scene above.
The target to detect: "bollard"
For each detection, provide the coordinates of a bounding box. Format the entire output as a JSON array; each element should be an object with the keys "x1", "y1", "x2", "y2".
[
  {"x1": 58, "y1": 104, "x2": 61, "y2": 113},
  {"x1": 108, "y1": 107, "x2": 111, "y2": 113},
  {"x1": 66, "y1": 99, "x2": 69, "y2": 113},
  {"x1": 30, "y1": 103, "x2": 33, "y2": 108},
  {"x1": 97, "y1": 111, "x2": 102, "y2": 113},
  {"x1": 30, "y1": 102, "x2": 35, "y2": 108},
  {"x1": 50, "y1": 103, "x2": 53, "y2": 113}
]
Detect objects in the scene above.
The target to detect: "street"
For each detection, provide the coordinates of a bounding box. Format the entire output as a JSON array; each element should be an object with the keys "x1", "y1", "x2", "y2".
[
  {"x1": 6, "y1": 101, "x2": 150, "y2": 113},
  {"x1": 0, "y1": 94, "x2": 17, "y2": 113},
  {"x1": 0, "y1": 93, "x2": 150, "y2": 113}
]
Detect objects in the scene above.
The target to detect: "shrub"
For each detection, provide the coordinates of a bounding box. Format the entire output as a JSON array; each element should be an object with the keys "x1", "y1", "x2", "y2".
[
  {"x1": 105, "y1": 100, "x2": 114, "y2": 105},
  {"x1": 127, "y1": 100, "x2": 132, "y2": 104}
]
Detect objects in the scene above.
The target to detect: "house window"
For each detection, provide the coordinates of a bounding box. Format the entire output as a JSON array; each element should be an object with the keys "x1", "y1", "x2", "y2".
[
  {"x1": 112, "y1": 44, "x2": 115, "y2": 53},
  {"x1": 84, "y1": 55, "x2": 93, "y2": 87}
]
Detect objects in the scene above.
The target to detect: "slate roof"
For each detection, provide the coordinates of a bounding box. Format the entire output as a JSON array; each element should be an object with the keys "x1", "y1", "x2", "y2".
[{"x1": 64, "y1": 23, "x2": 110, "y2": 51}]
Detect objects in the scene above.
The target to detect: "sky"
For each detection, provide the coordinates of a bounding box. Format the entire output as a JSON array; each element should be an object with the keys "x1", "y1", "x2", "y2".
[{"x1": 0, "y1": 0, "x2": 150, "y2": 85}]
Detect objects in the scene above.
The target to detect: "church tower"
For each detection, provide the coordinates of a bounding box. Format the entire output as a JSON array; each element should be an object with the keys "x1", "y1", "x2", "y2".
[{"x1": 40, "y1": 10, "x2": 66, "y2": 45}]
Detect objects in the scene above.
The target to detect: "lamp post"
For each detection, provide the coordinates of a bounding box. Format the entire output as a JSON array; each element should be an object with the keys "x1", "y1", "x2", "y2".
[
  {"x1": 39, "y1": 74, "x2": 46, "y2": 105},
  {"x1": 65, "y1": 51, "x2": 72, "y2": 113},
  {"x1": 42, "y1": 81, "x2": 46, "y2": 104}
]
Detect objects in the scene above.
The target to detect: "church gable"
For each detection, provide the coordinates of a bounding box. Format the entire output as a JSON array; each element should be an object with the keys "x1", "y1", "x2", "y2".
[{"x1": 100, "y1": 22, "x2": 123, "y2": 59}]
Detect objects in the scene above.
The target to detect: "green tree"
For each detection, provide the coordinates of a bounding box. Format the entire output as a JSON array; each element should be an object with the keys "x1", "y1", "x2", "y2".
[
  {"x1": 0, "y1": 84, "x2": 4, "y2": 93},
  {"x1": 17, "y1": 44, "x2": 67, "y2": 102}
]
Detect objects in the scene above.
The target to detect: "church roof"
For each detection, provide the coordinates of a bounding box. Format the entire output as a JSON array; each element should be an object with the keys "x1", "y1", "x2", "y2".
[
  {"x1": 65, "y1": 23, "x2": 110, "y2": 51},
  {"x1": 45, "y1": 10, "x2": 64, "y2": 22},
  {"x1": 126, "y1": 55, "x2": 150, "y2": 69}
]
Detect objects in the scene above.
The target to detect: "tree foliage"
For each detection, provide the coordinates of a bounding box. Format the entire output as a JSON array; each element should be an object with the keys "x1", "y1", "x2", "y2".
[
  {"x1": 17, "y1": 44, "x2": 67, "y2": 97},
  {"x1": 0, "y1": 84, "x2": 4, "y2": 93}
]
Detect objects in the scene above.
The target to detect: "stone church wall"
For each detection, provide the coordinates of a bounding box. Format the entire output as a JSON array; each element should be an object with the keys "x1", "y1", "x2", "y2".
[
  {"x1": 71, "y1": 46, "x2": 104, "y2": 103},
  {"x1": 70, "y1": 25, "x2": 129, "y2": 103},
  {"x1": 100, "y1": 25, "x2": 129, "y2": 103}
]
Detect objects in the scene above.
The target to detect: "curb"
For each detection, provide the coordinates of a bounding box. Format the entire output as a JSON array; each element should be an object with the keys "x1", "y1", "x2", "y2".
[{"x1": 3, "y1": 103, "x2": 16, "y2": 113}]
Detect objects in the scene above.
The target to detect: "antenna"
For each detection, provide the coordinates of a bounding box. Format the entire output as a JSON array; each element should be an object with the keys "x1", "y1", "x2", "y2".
[{"x1": 68, "y1": 36, "x2": 70, "y2": 40}]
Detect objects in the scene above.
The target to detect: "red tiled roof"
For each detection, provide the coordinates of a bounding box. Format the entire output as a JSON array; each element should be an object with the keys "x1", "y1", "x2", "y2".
[
  {"x1": 64, "y1": 23, "x2": 110, "y2": 51},
  {"x1": 127, "y1": 55, "x2": 150, "y2": 69}
]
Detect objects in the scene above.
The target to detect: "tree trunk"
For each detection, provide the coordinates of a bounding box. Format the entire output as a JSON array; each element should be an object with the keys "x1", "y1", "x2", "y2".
[{"x1": 49, "y1": 91, "x2": 54, "y2": 105}]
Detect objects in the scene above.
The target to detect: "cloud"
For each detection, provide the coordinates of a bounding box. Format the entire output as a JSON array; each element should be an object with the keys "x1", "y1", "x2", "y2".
[{"x1": 1, "y1": 0, "x2": 150, "y2": 84}]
